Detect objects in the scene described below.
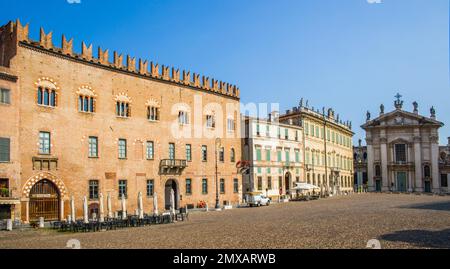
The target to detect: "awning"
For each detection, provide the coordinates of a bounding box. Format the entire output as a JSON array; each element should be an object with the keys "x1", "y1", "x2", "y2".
[{"x1": 292, "y1": 183, "x2": 320, "y2": 191}]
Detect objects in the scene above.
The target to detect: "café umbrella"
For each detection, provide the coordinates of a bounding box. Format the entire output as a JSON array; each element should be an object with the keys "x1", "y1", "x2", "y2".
[
  {"x1": 70, "y1": 196, "x2": 75, "y2": 223},
  {"x1": 138, "y1": 192, "x2": 144, "y2": 219},
  {"x1": 170, "y1": 189, "x2": 176, "y2": 215},
  {"x1": 153, "y1": 192, "x2": 159, "y2": 215},
  {"x1": 121, "y1": 194, "x2": 127, "y2": 219},
  {"x1": 99, "y1": 193, "x2": 105, "y2": 223},
  {"x1": 83, "y1": 196, "x2": 89, "y2": 224},
  {"x1": 107, "y1": 193, "x2": 113, "y2": 218}
]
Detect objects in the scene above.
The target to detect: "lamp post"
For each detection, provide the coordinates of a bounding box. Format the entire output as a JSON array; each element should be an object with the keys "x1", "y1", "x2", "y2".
[{"x1": 215, "y1": 138, "x2": 221, "y2": 209}]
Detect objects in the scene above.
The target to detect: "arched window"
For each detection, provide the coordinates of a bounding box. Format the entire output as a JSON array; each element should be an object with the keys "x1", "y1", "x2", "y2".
[
  {"x1": 146, "y1": 99, "x2": 160, "y2": 121},
  {"x1": 77, "y1": 86, "x2": 97, "y2": 113},
  {"x1": 35, "y1": 78, "x2": 58, "y2": 107},
  {"x1": 115, "y1": 93, "x2": 132, "y2": 118},
  {"x1": 424, "y1": 165, "x2": 431, "y2": 178},
  {"x1": 230, "y1": 148, "x2": 236, "y2": 163},
  {"x1": 375, "y1": 165, "x2": 381, "y2": 177}
]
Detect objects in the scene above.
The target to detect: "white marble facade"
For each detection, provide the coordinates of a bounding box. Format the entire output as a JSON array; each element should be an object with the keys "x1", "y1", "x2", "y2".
[{"x1": 362, "y1": 96, "x2": 445, "y2": 194}]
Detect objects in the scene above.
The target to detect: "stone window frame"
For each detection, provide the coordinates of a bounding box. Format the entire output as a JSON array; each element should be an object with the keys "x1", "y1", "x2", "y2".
[
  {"x1": 77, "y1": 86, "x2": 97, "y2": 114},
  {"x1": 114, "y1": 93, "x2": 132, "y2": 118},
  {"x1": 146, "y1": 99, "x2": 161, "y2": 122},
  {"x1": 0, "y1": 88, "x2": 11, "y2": 105},
  {"x1": 35, "y1": 77, "x2": 59, "y2": 108}
]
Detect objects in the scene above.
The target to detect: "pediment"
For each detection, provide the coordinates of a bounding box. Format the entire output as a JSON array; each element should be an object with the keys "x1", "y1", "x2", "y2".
[{"x1": 362, "y1": 110, "x2": 443, "y2": 129}]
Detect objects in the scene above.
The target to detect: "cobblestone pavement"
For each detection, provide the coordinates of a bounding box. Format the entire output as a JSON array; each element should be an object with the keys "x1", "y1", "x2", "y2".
[{"x1": 1, "y1": 194, "x2": 449, "y2": 249}]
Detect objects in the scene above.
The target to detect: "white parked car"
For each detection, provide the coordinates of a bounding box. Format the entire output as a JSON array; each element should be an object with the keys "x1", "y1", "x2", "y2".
[{"x1": 246, "y1": 192, "x2": 271, "y2": 207}]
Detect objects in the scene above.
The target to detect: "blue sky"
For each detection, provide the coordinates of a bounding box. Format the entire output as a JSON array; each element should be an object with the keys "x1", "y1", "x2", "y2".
[{"x1": 2, "y1": 0, "x2": 449, "y2": 144}]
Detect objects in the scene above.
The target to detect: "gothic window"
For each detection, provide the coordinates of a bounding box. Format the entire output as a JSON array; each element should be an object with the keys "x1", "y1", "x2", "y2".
[
  {"x1": 178, "y1": 111, "x2": 190, "y2": 125},
  {"x1": 77, "y1": 86, "x2": 96, "y2": 113},
  {"x1": 146, "y1": 99, "x2": 160, "y2": 121},
  {"x1": 230, "y1": 148, "x2": 236, "y2": 163},
  {"x1": 227, "y1": 118, "x2": 236, "y2": 132},
  {"x1": 36, "y1": 78, "x2": 58, "y2": 108},
  {"x1": 206, "y1": 114, "x2": 216, "y2": 129},
  {"x1": 115, "y1": 93, "x2": 132, "y2": 118}
]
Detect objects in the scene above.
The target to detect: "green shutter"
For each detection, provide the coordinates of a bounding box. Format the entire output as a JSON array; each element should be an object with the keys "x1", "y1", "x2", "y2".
[{"x1": 0, "y1": 138, "x2": 10, "y2": 162}]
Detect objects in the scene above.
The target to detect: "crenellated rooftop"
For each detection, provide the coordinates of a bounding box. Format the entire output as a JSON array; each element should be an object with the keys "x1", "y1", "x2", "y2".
[{"x1": 1, "y1": 19, "x2": 240, "y2": 99}]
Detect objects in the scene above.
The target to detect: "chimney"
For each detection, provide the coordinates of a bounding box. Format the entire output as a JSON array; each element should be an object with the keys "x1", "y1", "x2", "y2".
[{"x1": 268, "y1": 113, "x2": 272, "y2": 123}]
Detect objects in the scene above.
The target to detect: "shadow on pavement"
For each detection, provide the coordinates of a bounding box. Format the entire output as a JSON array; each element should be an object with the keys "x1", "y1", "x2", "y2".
[
  {"x1": 380, "y1": 228, "x2": 450, "y2": 249},
  {"x1": 400, "y1": 201, "x2": 450, "y2": 212}
]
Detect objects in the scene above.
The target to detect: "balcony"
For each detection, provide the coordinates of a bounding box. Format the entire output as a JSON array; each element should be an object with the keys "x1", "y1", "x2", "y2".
[
  {"x1": 159, "y1": 159, "x2": 188, "y2": 175},
  {"x1": 32, "y1": 156, "x2": 58, "y2": 170}
]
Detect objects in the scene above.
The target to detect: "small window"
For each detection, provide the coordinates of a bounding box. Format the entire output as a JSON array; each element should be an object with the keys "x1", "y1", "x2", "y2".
[
  {"x1": 206, "y1": 115, "x2": 216, "y2": 129},
  {"x1": 227, "y1": 118, "x2": 236, "y2": 132},
  {"x1": 186, "y1": 144, "x2": 192, "y2": 162},
  {"x1": 147, "y1": 106, "x2": 160, "y2": 121},
  {"x1": 441, "y1": 174, "x2": 448, "y2": 188},
  {"x1": 257, "y1": 177, "x2": 263, "y2": 191},
  {"x1": 375, "y1": 165, "x2": 381, "y2": 177},
  {"x1": 186, "y1": 179, "x2": 192, "y2": 195},
  {"x1": 116, "y1": 101, "x2": 131, "y2": 118},
  {"x1": 39, "y1": 132, "x2": 51, "y2": 155},
  {"x1": 88, "y1": 137, "x2": 98, "y2": 158},
  {"x1": 220, "y1": 178, "x2": 225, "y2": 194},
  {"x1": 79, "y1": 94, "x2": 95, "y2": 113},
  {"x1": 169, "y1": 143, "x2": 175, "y2": 160},
  {"x1": 0, "y1": 138, "x2": 11, "y2": 162},
  {"x1": 118, "y1": 139, "x2": 127, "y2": 159},
  {"x1": 202, "y1": 178, "x2": 208, "y2": 194},
  {"x1": 424, "y1": 165, "x2": 431, "y2": 178},
  {"x1": 230, "y1": 148, "x2": 236, "y2": 163},
  {"x1": 89, "y1": 180, "x2": 99, "y2": 200},
  {"x1": 37, "y1": 84, "x2": 57, "y2": 108},
  {"x1": 267, "y1": 177, "x2": 272, "y2": 190},
  {"x1": 233, "y1": 178, "x2": 239, "y2": 193},
  {"x1": 0, "y1": 89, "x2": 10, "y2": 104},
  {"x1": 219, "y1": 147, "x2": 225, "y2": 162},
  {"x1": 178, "y1": 111, "x2": 189, "y2": 125},
  {"x1": 147, "y1": 180, "x2": 154, "y2": 197},
  {"x1": 146, "y1": 141, "x2": 154, "y2": 160},
  {"x1": 118, "y1": 180, "x2": 127, "y2": 198},
  {"x1": 202, "y1": 146, "x2": 208, "y2": 162}
]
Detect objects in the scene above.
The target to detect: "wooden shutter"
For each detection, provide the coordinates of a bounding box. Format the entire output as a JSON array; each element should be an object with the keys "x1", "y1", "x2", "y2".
[{"x1": 0, "y1": 138, "x2": 10, "y2": 162}]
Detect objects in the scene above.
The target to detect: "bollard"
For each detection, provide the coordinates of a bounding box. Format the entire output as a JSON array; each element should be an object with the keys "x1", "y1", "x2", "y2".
[
  {"x1": 6, "y1": 219, "x2": 13, "y2": 231},
  {"x1": 39, "y1": 217, "x2": 45, "y2": 228},
  {"x1": 92, "y1": 213, "x2": 97, "y2": 221},
  {"x1": 67, "y1": 215, "x2": 72, "y2": 223},
  {"x1": 205, "y1": 204, "x2": 209, "y2": 212}
]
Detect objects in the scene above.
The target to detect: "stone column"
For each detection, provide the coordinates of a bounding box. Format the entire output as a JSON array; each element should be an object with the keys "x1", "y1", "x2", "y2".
[
  {"x1": 413, "y1": 135, "x2": 423, "y2": 192},
  {"x1": 60, "y1": 199, "x2": 65, "y2": 220},
  {"x1": 431, "y1": 137, "x2": 440, "y2": 193},
  {"x1": 380, "y1": 138, "x2": 389, "y2": 191},
  {"x1": 366, "y1": 138, "x2": 375, "y2": 191}
]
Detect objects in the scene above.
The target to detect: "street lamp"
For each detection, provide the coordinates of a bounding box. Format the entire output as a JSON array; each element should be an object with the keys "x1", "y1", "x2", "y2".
[{"x1": 215, "y1": 138, "x2": 221, "y2": 209}]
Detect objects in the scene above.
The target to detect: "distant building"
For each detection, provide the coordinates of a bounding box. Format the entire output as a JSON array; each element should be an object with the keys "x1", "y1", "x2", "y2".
[
  {"x1": 280, "y1": 102, "x2": 354, "y2": 196},
  {"x1": 361, "y1": 94, "x2": 446, "y2": 193},
  {"x1": 242, "y1": 113, "x2": 304, "y2": 199},
  {"x1": 439, "y1": 139, "x2": 450, "y2": 192},
  {"x1": 353, "y1": 140, "x2": 368, "y2": 191}
]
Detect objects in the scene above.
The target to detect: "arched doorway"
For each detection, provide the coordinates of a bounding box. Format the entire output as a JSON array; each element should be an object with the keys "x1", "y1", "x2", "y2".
[
  {"x1": 29, "y1": 179, "x2": 60, "y2": 221},
  {"x1": 285, "y1": 172, "x2": 292, "y2": 195},
  {"x1": 165, "y1": 179, "x2": 179, "y2": 210}
]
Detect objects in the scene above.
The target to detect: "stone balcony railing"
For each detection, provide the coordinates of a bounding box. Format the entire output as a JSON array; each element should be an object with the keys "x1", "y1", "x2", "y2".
[
  {"x1": 159, "y1": 159, "x2": 188, "y2": 175},
  {"x1": 0, "y1": 189, "x2": 20, "y2": 205}
]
